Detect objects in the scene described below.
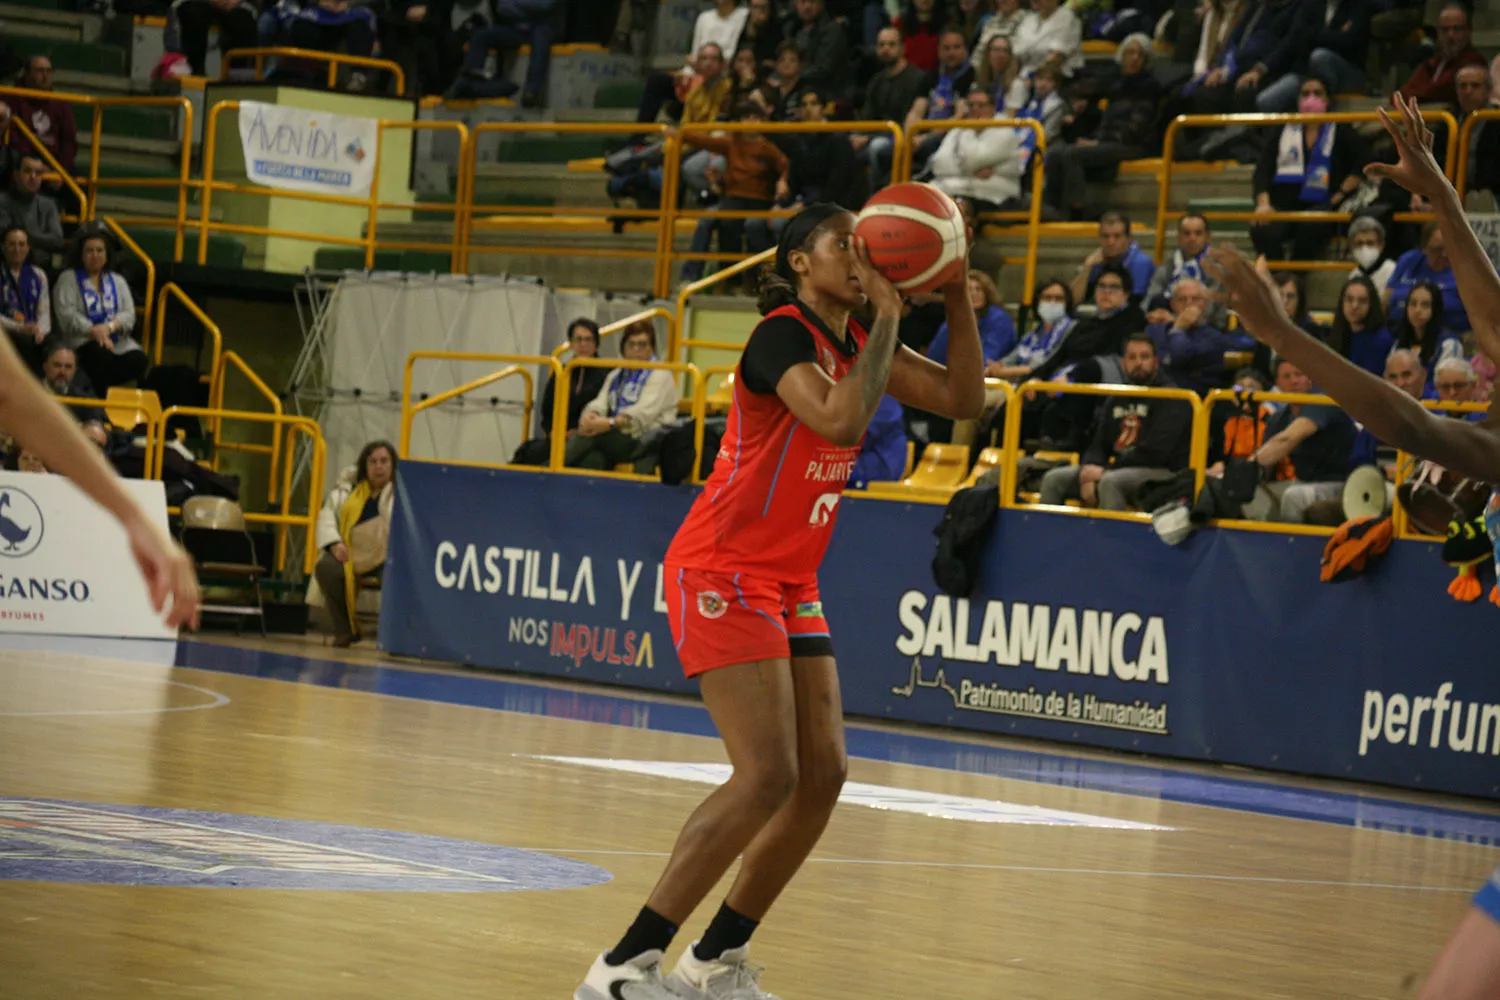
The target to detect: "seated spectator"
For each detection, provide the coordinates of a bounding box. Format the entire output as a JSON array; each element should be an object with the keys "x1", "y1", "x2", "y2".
[
  {"x1": 1205, "y1": 366, "x2": 1279, "y2": 474},
  {"x1": 0, "y1": 156, "x2": 63, "y2": 267},
  {"x1": 900, "y1": 29, "x2": 976, "y2": 178},
  {"x1": 972, "y1": 0, "x2": 1028, "y2": 60},
  {"x1": 848, "y1": 394, "x2": 908, "y2": 487},
  {"x1": 513, "y1": 319, "x2": 612, "y2": 465},
  {"x1": 928, "y1": 86, "x2": 1023, "y2": 210},
  {"x1": 1181, "y1": 0, "x2": 1304, "y2": 120},
  {"x1": 741, "y1": 0, "x2": 784, "y2": 70},
  {"x1": 1241, "y1": 358, "x2": 1356, "y2": 523},
  {"x1": 1252, "y1": 269, "x2": 1328, "y2": 376},
  {"x1": 1070, "y1": 210, "x2": 1155, "y2": 308},
  {"x1": 1250, "y1": 76, "x2": 1370, "y2": 262},
  {"x1": 313, "y1": 440, "x2": 397, "y2": 647},
  {"x1": 1038, "y1": 334, "x2": 1192, "y2": 511},
  {"x1": 1012, "y1": 66, "x2": 1067, "y2": 172},
  {"x1": 447, "y1": 0, "x2": 557, "y2": 105},
  {"x1": 1383, "y1": 347, "x2": 1430, "y2": 400},
  {"x1": 1145, "y1": 212, "x2": 1225, "y2": 328},
  {"x1": 40, "y1": 340, "x2": 104, "y2": 425},
  {"x1": 624, "y1": 1, "x2": 745, "y2": 124},
  {"x1": 1, "y1": 224, "x2": 48, "y2": 371},
  {"x1": 676, "y1": 44, "x2": 736, "y2": 201},
  {"x1": 1180, "y1": 0, "x2": 1245, "y2": 101},
  {"x1": 952, "y1": 0, "x2": 986, "y2": 48},
  {"x1": 729, "y1": 44, "x2": 775, "y2": 111},
  {"x1": 1454, "y1": 65, "x2": 1500, "y2": 201},
  {"x1": 566, "y1": 322, "x2": 681, "y2": 471},
  {"x1": 1256, "y1": 0, "x2": 1371, "y2": 113},
  {"x1": 1391, "y1": 279, "x2": 1462, "y2": 391},
  {"x1": 954, "y1": 196, "x2": 1004, "y2": 280},
  {"x1": 893, "y1": 0, "x2": 947, "y2": 72},
  {"x1": 3, "y1": 444, "x2": 48, "y2": 474},
  {"x1": 1042, "y1": 260, "x2": 1145, "y2": 381},
  {"x1": 990, "y1": 278, "x2": 1076, "y2": 382},
  {"x1": 767, "y1": 41, "x2": 811, "y2": 122},
  {"x1": 1470, "y1": 350, "x2": 1495, "y2": 401},
  {"x1": 928, "y1": 269, "x2": 1016, "y2": 374},
  {"x1": 1326, "y1": 274, "x2": 1391, "y2": 377},
  {"x1": 1384, "y1": 220, "x2": 1469, "y2": 334},
  {"x1": 792, "y1": 0, "x2": 853, "y2": 104},
  {"x1": 0, "y1": 103, "x2": 18, "y2": 193},
  {"x1": 748, "y1": 86, "x2": 864, "y2": 248},
  {"x1": 1433, "y1": 357, "x2": 1485, "y2": 417},
  {"x1": 1145, "y1": 277, "x2": 1254, "y2": 395},
  {"x1": 276, "y1": 0, "x2": 378, "y2": 90},
  {"x1": 1012, "y1": 0, "x2": 1081, "y2": 77},
  {"x1": 53, "y1": 226, "x2": 146, "y2": 393},
  {"x1": 975, "y1": 34, "x2": 1027, "y2": 113},
  {"x1": 7, "y1": 56, "x2": 77, "y2": 209},
  {"x1": 380, "y1": 0, "x2": 458, "y2": 98},
  {"x1": 1397, "y1": 2, "x2": 1485, "y2": 109},
  {"x1": 174, "y1": 0, "x2": 259, "y2": 78},
  {"x1": 853, "y1": 27, "x2": 926, "y2": 179},
  {"x1": 680, "y1": 102, "x2": 789, "y2": 282},
  {"x1": 1344, "y1": 216, "x2": 1396, "y2": 294}
]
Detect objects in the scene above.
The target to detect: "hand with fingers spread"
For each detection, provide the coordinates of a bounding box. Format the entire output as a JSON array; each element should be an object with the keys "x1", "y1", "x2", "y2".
[
  {"x1": 1205, "y1": 243, "x2": 1298, "y2": 351},
  {"x1": 1364, "y1": 93, "x2": 1450, "y2": 202}
]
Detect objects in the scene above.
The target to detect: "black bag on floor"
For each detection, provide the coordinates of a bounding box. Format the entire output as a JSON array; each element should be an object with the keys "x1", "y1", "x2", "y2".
[
  {"x1": 511, "y1": 437, "x2": 552, "y2": 466},
  {"x1": 931, "y1": 482, "x2": 1000, "y2": 598},
  {"x1": 658, "y1": 417, "x2": 725, "y2": 485}
]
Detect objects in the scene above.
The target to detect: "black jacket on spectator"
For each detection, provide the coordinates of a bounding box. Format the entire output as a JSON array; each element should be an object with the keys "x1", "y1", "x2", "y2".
[
  {"x1": 1095, "y1": 71, "x2": 1164, "y2": 149},
  {"x1": 794, "y1": 12, "x2": 854, "y2": 102},
  {"x1": 861, "y1": 63, "x2": 927, "y2": 124},
  {"x1": 1253, "y1": 123, "x2": 1370, "y2": 211},
  {"x1": 1310, "y1": 0, "x2": 1371, "y2": 67},
  {"x1": 1222, "y1": 0, "x2": 1308, "y2": 80},
  {"x1": 786, "y1": 132, "x2": 866, "y2": 210},
  {"x1": 742, "y1": 16, "x2": 784, "y2": 70},
  {"x1": 541, "y1": 364, "x2": 611, "y2": 434},
  {"x1": 1032, "y1": 304, "x2": 1147, "y2": 382},
  {"x1": 1082, "y1": 375, "x2": 1193, "y2": 471}
]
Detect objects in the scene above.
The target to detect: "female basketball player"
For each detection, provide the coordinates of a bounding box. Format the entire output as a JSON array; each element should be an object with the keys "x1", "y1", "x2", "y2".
[
  {"x1": 576, "y1": 202, "x2": 985, "y2": 1000},
  {"x1": 0, "y1": 333, "x2": 199, "y2": 629},
  {"x1": 1210, "y1": 93, "x2": 1499, "y2": 1000}
]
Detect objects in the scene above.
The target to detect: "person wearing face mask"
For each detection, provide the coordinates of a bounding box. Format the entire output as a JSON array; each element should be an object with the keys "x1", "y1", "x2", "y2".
[
  {"x1": 1251, "y1": 76, "x2": 1371, "y2": 262},
  {"x1": 1384, "y1": 219, "x2": 1470, "y2": 335},
  {"x1": 1344, "y1": 216, "x2": 1395, "y2": 294},
  {"x1": 990, "y1": 279, "x2": 1075, "y2": 382}
]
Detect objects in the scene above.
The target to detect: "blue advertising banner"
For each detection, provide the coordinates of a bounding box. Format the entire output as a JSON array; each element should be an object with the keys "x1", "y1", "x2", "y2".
[{"x1": 382, "y1": 463, "x2": 1500, "y2": 801}]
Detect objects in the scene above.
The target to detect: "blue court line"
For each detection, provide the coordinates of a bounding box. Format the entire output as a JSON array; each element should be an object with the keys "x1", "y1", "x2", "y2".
[{"x1": 158, "y1": 640, "x2": 1500, "y2": 846}]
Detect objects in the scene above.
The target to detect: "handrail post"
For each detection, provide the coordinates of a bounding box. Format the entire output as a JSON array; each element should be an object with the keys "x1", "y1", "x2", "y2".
[
  {"x1": 1155, "y1": 118, "x2": 1183, "y2": 263},
  {"x1": 657, "y1": 132, "x2": 683, "y2": 301},
  {"x1": 88, "y1": 105, "x2": 102, "y2": 219},
  {"x1": 200, "y1": 102, "x2": 235, "y2": 266}
]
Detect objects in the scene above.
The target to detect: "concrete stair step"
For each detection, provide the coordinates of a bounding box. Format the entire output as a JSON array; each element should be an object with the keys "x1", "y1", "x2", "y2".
[
  {"x1": 53, "y1": 69, "x2": 143, "y2": 96},
  {"x1": 96, "y1": 192, "x2": 220, "y2": 222},
  {"x1": 0, "y1": 1, "x2": 100, "y2": 39}
]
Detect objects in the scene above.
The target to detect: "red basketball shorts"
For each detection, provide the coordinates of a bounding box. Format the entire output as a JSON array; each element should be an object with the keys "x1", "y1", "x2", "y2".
[{"x1": 665, "y1": 567, "x2": 835, "y2": 677}]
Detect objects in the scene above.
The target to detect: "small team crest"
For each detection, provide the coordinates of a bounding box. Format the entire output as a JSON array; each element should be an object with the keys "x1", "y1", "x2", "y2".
[
  {"x1": 819, "y1": 347, "x2": 837, "y2": 377},
  {"x1": 795, "y1": 602, "x2": 823, "y2": 619},
  {"x1": 697, "y1": 591, "x2": 728, "y2": 619}
]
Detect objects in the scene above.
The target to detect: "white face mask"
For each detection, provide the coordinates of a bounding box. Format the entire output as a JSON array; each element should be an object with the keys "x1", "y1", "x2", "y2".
[
  {"x1": 1036, "y1": 301, "x2": 1067, "y2": 324},
  {"x1": 1351, "y1": 245, "x2": 1381, "y2": 269}
]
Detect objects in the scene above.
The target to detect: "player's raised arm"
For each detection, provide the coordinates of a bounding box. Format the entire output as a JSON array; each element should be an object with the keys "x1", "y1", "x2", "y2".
[
  {"x1": 1208, "y1": 244, "x2": 1500, "y2": 483},
  {"x1": 0, "y1": 331, "x2": 200, "y2": 628},
  {"x1": 1365, "y1": 93, "x2": 1500, "y2": 361},
  {"x1": 886, "y1": 276, "x2": 986, "y2": 421}
]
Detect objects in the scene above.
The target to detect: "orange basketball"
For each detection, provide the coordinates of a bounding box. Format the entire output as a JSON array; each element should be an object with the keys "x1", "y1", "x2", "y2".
[{"x1": 853, "y1": 182, "x2": 969, "y2": 295}]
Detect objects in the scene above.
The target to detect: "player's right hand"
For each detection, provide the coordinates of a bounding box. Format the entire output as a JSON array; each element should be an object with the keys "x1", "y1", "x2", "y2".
[
  {"x1": 126, "y1": 515, "x2": 201, "y2": 631},
  {"x1": 1206, "y1": 244, "x2": 1293, "y2": 349},
  {"x1": 851, "y1": 236, "x2": 903, "y2": 317},
  {"x1": 1365, "y1": 93, "x2": 1449, "y2": 201}
]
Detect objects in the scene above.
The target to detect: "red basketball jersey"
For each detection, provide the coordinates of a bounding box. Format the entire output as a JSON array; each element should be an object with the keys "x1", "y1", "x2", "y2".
[{"x1": 665, "y1": 304, "x2": 869, "y2": 583}]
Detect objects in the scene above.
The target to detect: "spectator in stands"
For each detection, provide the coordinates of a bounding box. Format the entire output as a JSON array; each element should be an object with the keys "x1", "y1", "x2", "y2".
[
  {"x1": 901, "y1": 29, "x2": 975, "y2": 175},
  {"x1": 0, "y1": 103, "x2": 17, "y2": 193},
  {"x1": 954, "y1": 195, "x2": 1004, "y2": 280},
  {"x1": 729, "y1": 45, "x2": 774, "y2": 111},
  {"x1": 1041, "y1": 34, "x2": 1161, "y2": 221},
  {"x1": 695, "y1": 0, "x2": 751, "y2": 56},
  {"x1": 7, "y1": 57, "x2": 76, "y2": 201},
  {"x1": 380, "y1": 0, "x2": 456, "y2": 97},
  {"x1": 1275, "y1": 270, "x2": 1328, "y2": 341},
  {"x1": 0, "y1": 156, "x2": 62, "y2": 267},
  {"x1": 1038, "y1": 334, "x2": 1192, "y2": 511},
  {"x1": 1433, "y1": 357, "x2": 1482, "y2": 408},
  {"x1": 975, "y1": 35, "x2": 1027, "y2": 113},
  {"x1": 4, "y1": 445, "x2": 47, "y2": 474},
  {"x1": 1454, "y1": 65, "x2": 1500, "y2": 201},
  {"x1": 1011, "y1": 66, "x2": 1066, "y2": 168},
  {"x1": 313, "y1": 439, "x2": 397, "y2": 647},
  {"x1": 1205, "y1": 366, "x2": 1276, "y2": 474},
  {"x1": 279, "y1": 0, "x2": 379, "y2": 90},
  {"x1": 1, "y1": 224, "x2": 48, "y2": 372},
  {"x1": 972, "y1": 0, "x2": 1028, "y2": 60},
  {"x1": 989, "y1": 278, "x2": 1076, "y2": 382},
  {"x1": 1383, "y1": 347, "x2": 1430, "y2": 400},
  {"x1": 741, "y1": 0, "x2": 783, "y2": 69},
  {"x1": 175, "y1": 0, "x2": 260, "y2": 78},
  {"x1": 928, "y1": 86, "x2": 1023, "y2": 210},
  {"x1": 1012, "y1": 0, "x2": 1082, "y2": 77},
  {"x1": 1186, "y1": 0, "x2": 1307, "y2": 119},
  {"x1": 1397, "y1": 2, "x2": 1485, "y2": 109},
  {"x1": 1070, "y1": 210, "x2": 1154, "y2": 307},
  {"x1": 680, "y1": 102, "x2": 789, "y2": 282},
  {"x1": 1146, "y1": 276, "x2": 1253, "y2": 394},
  {"x1": 40, "y1": 340, "x2": 104, "y2": 425},
  {"x1": 1384, "y1": 219, "x2": 1469, "y2": 334},
  {"x1": 678, "y1": 44, "x2": 736, "y2": 203},
  {"x1": 1145, "y1": 212, "x2": 1225, "y2": 327},
  {"x1": 1241, "y1": 357, "x2": 1356, "y2": 522},
  {"x1": 1469, "y1": 349, "x2": 1495, "y2": 400},
  {"x1": 848, "y1": 395, "x2": 908, "y2": 487},
  {"x1": 512, "y1": 318, "x2": 613, "y2": 466},
  {"x1": 927, "y1": 269, "x2": 1016, "y2": 374},
  {"x1": 748, "y1": 87, "x2": 864, "y2": 247},
  {"x1": 1391, "y1": 278, "x2": 1462, "y2": 388},
  {"x1": 1256, "y1": 0, "x2": 1372, "y2": 112},
  {"x1": 1250, "y1": 76, "x2": 1371, "y2": 261},
  {"x1": 767, "y1": 41, "x2": 811, "y2": 122},
  {"x1": 566, "y1": 322, "x2": 680, "y2": 471},
  {"x1": 1345, "y1": 216, "x2": 1396, "y2": 294},
  {"x1": 793, "y1": 0, "x2": 854, "y2": 103},
  {"x1": 853, "y1": 27, "x2": 926, "y2": 174},
  {"x1": 627, "y1": 2, "x2": 744, "y2": 124},
  {"x1": 1183, "y1": 0, "x2": 1246, "y2": 98},
  {"x1": 894, "y1": 0, "x2": 947, "y2": 72},
  {"x1": 1326, "y1": 273, "x2": 1391, "y2": 377},
  {"x1": 448, "y1": 0, "x2": 557, "y2": 105},
  {"x1": 53, "y1": 226, "x2": 145, "y2": 394}
]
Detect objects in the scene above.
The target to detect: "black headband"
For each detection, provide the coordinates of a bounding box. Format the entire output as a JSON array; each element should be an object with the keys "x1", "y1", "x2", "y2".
[{"x1": 774, "y1": 203, "x2": 848, "y2": 281}]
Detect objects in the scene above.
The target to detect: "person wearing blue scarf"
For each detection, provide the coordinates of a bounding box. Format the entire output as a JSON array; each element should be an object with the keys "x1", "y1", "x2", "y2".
[
  {"x1": 54, "y1": 227, "x2": 145, "y2": 394},
  {"x1": 990, "y1": 279, "x2": 1076, "y2": 381},
  {"x1": 565, "y1": 322, "x2": 682, "y2": 472},
  {"x1": 1251, "y1": 76, "x2": 1371, "y2": 262},
  {"x1": 0, "y1": 224, "x2": 50, "y2": 372},
  {"x1": 1011, "y1": 67, "x2": 1066, "y2": 173}
]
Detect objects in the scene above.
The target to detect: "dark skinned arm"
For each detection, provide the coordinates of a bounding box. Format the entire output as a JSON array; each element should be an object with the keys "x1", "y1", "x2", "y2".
[{"x1": 887, "y1": 280, "x2": 986, "y2": 421}]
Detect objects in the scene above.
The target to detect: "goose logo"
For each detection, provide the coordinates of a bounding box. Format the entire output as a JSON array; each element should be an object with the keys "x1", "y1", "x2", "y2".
[
  {"x1": 810, "y1": 493, "x2": 840, "y2": 527},
  {"x1": 0, "y1": 488, "x2": 43, "y2": 557}
]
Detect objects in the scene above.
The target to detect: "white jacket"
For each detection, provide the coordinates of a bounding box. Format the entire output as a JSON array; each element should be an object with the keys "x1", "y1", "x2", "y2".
[
  {"x1": 315, "y1": 465, "x2": 395, "y2": 552},
  {"x1": 930, "y1": 126, "x2": 1023, "y2": 205},
  {"x1": 582, "y1": 368, "x2": 681, "y2": 436},
  {"x1": 1012, "y1": 7, "x2": 1083, "y2": 75}
]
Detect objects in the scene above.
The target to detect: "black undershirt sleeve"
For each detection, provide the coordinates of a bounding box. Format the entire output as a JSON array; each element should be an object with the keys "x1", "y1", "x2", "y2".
[{"x1": 740, "y1": 316, "x2": 820, "y2": 395}]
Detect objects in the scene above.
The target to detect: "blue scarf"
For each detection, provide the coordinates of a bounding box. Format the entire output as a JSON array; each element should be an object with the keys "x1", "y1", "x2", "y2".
[
  {"x1": 1, "y1": 264, "x2": 42, "y2": 324},
  {"x1": 1013, "y1": 317, "x2": 1075, "y2": 368},
  {"x1": 607, "y1": 358, "x2": 654, "y2": 417},
  {"x1": 1015, "y1": 93, "x2": 1047, "y2": 169},
  {"x1": 929, "y1": 66, "x2": 963, "y2": 121},
  {"x1": 76, "y1": 271, "x2": 120, "y2": 345},
  {"x1": 1275, "y1": 123, "x2": 1336, "y2": 204},
  {"x1": 1170, "y1": 245, "x2": 1208, "y2": 285}
]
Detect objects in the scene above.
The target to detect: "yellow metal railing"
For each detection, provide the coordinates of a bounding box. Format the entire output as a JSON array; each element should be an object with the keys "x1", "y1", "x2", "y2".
[
  {"x1": 400, "y1": 351, "x2": 564, "y2": 466},
  {"x1": 222, "y1": 47, "x2": 406, "y2": 95},
  {"x1": 551, "y1": 308, "x2": 675, "y2": 359},
  {"x1": 1155, "y1": 111, "x2": 1459, "y2": 267},
  {"x1": 209, "y1": 350, "x2": 285, "y2": 503},
  {"x1": 153, "y1": 281, "x2": 223, "y2": 389},
  {"x1": 404, "y1": 364, "x2": 535, "y2": 454},
  {"x1": 367, "y1": 120, "x2": 471, "y2": 272},
  {"x1": 55, "y1": 395, "x2": 157, "y2": 462},
  {"x1": 101, "y1": 217, "x2": 155, "y2": 345},
  {"x1": 1456, "y1": 109, "x2": 1500, "y2": 199},
  {"x1": 6, "y1": 116, "x2": 89, "y2": 225},
  {"x1": 553, "y1": 357, "x2": 704, "y2": 482},
  {"x1": 672, "y1": 248, "x2": 774, "y2": 364}
]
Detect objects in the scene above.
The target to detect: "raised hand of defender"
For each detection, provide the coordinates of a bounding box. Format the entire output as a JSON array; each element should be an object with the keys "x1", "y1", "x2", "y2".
[
  {"x1": 1364, "y1": 93, "x2": 1449, "y2": 201},
  {"x1": 851, "y1": 236, "x2": 903, "y2": 317},
  {"x1": 1206, "y1": 244, "x2": 1293, "y2": 347}
]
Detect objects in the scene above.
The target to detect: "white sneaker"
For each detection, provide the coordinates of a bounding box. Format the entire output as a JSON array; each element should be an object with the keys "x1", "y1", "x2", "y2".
[
  {"x1": 576, "y1": 950, "x2": 677, "y2": 1000},
  {"x1": 665, "y1": 944, "x2": 780, "y2": 1000}
]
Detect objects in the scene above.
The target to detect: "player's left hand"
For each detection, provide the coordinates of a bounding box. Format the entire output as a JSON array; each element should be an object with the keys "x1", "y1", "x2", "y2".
[
  {"x1": 126, "y1": 514, "x2": 201, "y2": 630},
  {"x1": 1206, "y1": 243, "x2": 1291, "y2": 348},
  {"x1": 1364, "y1": 93, "x2": 1449, "y2": 201}
]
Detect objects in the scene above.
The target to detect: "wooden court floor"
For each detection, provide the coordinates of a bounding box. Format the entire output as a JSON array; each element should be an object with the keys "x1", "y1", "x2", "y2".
[{"x1": 1, "y1": 635, "x2": 1497, "y2": 1000}]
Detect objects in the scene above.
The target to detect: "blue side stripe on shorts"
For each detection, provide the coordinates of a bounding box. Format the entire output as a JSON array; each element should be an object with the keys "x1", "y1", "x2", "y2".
[
  {"x1": 734, "y1": 572, "x2": 786, "y2": 635},
  {"x1": 674, "y1": 568, "x2": 687, "y2": 651}
]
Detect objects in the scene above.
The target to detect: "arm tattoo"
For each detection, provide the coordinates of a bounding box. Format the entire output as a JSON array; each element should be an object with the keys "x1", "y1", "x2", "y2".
[{"x1": 853, "y1": 314, "x2": 900, "y2": 416}]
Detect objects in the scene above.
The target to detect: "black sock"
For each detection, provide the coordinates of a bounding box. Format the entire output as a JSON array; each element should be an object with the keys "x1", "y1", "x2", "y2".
[
  {"x1": 605, "y1": 906, "x2": 679, "y2": 966},
  {"x1": 692, "y1": 902, "x2": 760, "y2": 961}
]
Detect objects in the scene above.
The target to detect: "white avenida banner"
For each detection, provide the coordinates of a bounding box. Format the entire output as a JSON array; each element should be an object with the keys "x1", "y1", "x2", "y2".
[
  {"x1": 0, "y1": 473, "x2": 175, "y2": 639},
  {"x1": 238, "y1": 100, "x2": 378, "y2": 198}
]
